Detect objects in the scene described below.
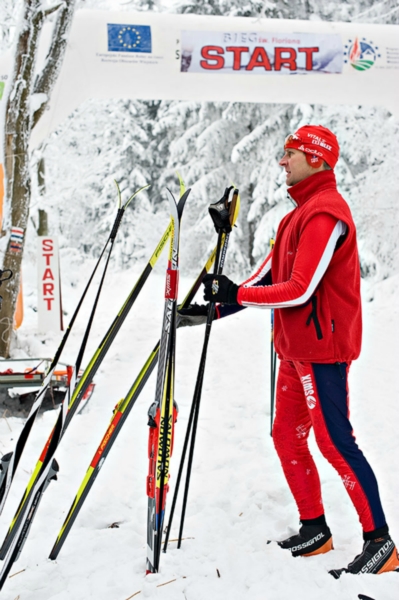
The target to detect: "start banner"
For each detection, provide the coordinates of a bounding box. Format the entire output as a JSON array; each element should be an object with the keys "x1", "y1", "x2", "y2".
[
  {"x1": 0, "y1": 10, "x2": 397, "y2": 151},
  {"x1": 180, "y1": 30, "x2": 343, "y2": 74}
]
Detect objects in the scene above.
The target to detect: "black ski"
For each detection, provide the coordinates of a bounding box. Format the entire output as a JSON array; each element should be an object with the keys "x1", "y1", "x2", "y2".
[{"x1": 146, "y1": 188, "x2": 183, "y2": 573}]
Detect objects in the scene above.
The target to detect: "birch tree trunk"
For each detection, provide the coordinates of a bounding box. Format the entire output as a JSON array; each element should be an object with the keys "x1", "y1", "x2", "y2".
[{"x1": 0, "y1": 0, "x2": 76, "y2": 357}]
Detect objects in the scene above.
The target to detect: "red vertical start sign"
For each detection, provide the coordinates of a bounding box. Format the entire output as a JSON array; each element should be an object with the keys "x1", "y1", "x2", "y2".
[{"x1": 37, "y1": 237, "x2": 63, "y2": 332}]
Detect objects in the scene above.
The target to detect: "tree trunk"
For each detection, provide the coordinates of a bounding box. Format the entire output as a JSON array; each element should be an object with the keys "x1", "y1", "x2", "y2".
[
  {"x1": 38, "y1": 209, "x2": 48, "y2": 236},
  {"x1": 37, "y1": 156, "x2": 45, "y2": 196},
  {"x1": 0, "y1": 0, "x2": 76, "y2": 357},
  {"x1": 0, "y1": 0, "x2": 44, "y2": 356},
  {"x1": 37, "y1": 153, "x2": 48, "y2": 235}
]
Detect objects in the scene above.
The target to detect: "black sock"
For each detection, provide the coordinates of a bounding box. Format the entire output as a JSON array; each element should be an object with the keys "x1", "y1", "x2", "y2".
[
  {"x1": 301, "y1": 514, "x2": 327, "y2": 528},
  {"x1": 363, "y1": 525, "x2": 389, "y2": 541}
]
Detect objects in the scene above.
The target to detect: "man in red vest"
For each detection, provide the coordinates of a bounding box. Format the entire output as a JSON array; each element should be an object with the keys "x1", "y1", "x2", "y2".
[{"x1": 180, "y1": 125, "x2": 399, "y2": 577}]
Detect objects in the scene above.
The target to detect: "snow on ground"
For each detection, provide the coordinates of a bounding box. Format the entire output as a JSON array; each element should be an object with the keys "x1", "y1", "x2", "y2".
[{"x1": 0, "y1": 259, "x2": 398, "y2": 600}]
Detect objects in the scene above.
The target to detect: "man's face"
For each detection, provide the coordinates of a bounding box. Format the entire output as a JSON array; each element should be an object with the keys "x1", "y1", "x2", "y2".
[{"x1": 279, "y1": 148, "x2": 315, "y2": 186}]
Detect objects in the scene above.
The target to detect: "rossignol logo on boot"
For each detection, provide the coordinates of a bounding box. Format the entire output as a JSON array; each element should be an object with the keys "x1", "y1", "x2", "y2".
[
  {"x1": 290, "y1": 532, "x2": 325, "y2": 553},
  {"x1": 300, "y1": 374, "x2": 316, "y2": 409},
  {"x1": 360, "y1": 539, "x2": 393, "y2": 573}
]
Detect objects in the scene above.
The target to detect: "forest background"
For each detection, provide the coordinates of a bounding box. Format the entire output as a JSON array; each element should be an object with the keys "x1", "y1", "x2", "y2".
[{"x1": 0, "y1": 0, "x2": 398, "y2": 347}]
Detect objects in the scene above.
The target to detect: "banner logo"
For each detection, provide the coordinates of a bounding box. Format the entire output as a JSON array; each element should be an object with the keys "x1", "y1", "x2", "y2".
[
  {"x1": 107, "y1": 24, "x2": 152, "y2": 53},
  {"x1": 344, "y1": 37, "x2": 380, "y2": 71}
]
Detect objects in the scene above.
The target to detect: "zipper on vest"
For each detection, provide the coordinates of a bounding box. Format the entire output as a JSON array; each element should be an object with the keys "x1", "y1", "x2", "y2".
[{"x1": 306, "y1": 295, "x2": 323, "y2": 340}]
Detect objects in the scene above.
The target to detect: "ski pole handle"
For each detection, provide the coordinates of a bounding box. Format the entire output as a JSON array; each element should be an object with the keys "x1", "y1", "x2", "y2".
[{"x1": 109, "y1": 208, "x2": 125, "y2": 240}]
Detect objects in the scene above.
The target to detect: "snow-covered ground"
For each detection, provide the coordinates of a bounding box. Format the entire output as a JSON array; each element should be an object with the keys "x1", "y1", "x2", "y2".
[{"x1": 0, "y1": 255, "x2": 398, "y2": 599}]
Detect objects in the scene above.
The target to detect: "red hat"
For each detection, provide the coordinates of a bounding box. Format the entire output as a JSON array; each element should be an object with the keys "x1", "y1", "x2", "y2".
[{"x1": 284, "y1": 125, "x2": 340, "y2": 169}]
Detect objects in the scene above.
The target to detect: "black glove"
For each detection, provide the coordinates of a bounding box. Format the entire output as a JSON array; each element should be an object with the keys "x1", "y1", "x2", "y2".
[
  {"x1": 203, "y1": 274, "x2": 239, "y2": 305},
  {"x1": 177, "y1": 303, "x2": 210, "y2": 328}
]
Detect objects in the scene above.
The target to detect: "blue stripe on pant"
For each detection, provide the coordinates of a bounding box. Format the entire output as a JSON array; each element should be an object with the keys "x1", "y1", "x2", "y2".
[{"x1": 311, "y1": 362, "x2": 386, "y2": 532}]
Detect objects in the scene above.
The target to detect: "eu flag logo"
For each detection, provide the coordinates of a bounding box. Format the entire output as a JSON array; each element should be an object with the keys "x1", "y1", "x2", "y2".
[{"x1": 107, "y1": 24, "x2": 152, "y2": 53}]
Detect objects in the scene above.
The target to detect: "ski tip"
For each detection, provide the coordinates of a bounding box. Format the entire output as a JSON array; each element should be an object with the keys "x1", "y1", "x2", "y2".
[
  {"x1": 165, "y1": 187, "x2": 176, "y2": 203},
  {"x1": 177, "y1": 187, "x2": 191, "y2": 216},
  {"x1": 113, "y1": 181, "x2": 150, "y2": 210},
  {"x1": 166, "y1": 186, "x2": 191, "y2": 222},
  {"x1": 125, "y1": 184, "x2": 151, "y2": 209},
  {"x1": 165, "y1": 188, "x2": 179, "y2": 221},
  {"x1": 358, "y1": 595, "x2": 377, "y2": 600},
  {"x1": 329, "y1": 568, "x2": 347, "y2": 579},
  {"x1": 114, "y1": 180, "x2": 123, "y2": 208},
  {"x1": 176, "y1": 171, "x2": 186, "y2": 198}
]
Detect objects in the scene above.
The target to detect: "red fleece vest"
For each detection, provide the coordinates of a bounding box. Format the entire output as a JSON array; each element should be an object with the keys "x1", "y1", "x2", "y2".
[{"x1": 273, "y1": 170, "x2": 362, "y2": 363}]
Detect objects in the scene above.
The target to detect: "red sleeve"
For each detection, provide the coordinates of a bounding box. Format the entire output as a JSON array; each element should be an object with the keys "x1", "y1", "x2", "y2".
[{"x1": 237, "y1": 214, "x2": 344, "y2": 308}]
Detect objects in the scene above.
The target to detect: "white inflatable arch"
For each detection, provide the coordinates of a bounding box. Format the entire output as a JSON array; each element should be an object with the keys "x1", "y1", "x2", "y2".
[{"x1": 0, "y1": 10, "x2": 398, "y2": 148}]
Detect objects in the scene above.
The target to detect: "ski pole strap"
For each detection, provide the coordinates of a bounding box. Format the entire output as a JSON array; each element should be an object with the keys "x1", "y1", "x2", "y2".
[
  {"x1": 208, "y1": 186, "x2": 234, "y2": 234},
  {"x1": 109, "y1": 208, "x2": 125, "y2": 240}
]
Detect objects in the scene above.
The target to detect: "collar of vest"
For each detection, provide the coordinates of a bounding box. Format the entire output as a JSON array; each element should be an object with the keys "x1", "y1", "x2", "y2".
[{"x1": 287, "y1": 170, "x2": 337, "y2": 207}]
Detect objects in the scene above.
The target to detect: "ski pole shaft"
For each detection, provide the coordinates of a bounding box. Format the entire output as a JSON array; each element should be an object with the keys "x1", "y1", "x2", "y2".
[
  {"x1": 163, "y1": 365, "x2": 197, "y2": 552},
  {"x1": 177, "y1": 338, "x2": 209, "y2": 547},
  {"x1": 177, "y1": 190, "x2": 237, "y2": 546},
  {"x1": 176, "y1": 236, "x2": 223, "y2": 547}
]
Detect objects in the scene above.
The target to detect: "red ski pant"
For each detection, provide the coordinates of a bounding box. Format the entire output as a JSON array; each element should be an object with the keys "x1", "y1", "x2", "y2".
[{"x1": 272, "y1": 360, "x2": 386, "y2": 533}]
